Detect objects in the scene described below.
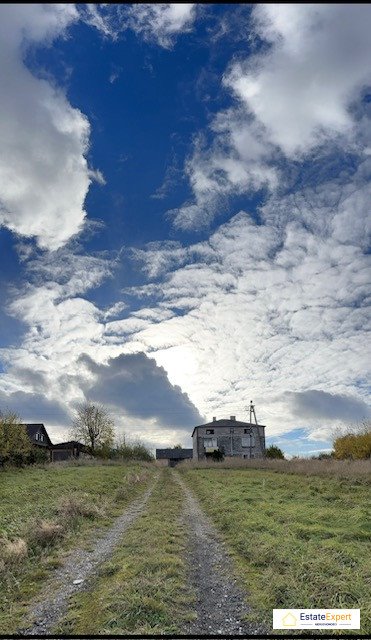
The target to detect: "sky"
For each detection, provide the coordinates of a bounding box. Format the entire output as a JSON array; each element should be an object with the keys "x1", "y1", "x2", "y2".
[{"x1": 0, "y1": 3, "x2": 370, "y2": 457}]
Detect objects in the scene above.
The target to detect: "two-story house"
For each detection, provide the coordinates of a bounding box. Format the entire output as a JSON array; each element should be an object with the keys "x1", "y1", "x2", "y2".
[{"x1": 192, "y1": 415, "x2": 266, "y2": 460}]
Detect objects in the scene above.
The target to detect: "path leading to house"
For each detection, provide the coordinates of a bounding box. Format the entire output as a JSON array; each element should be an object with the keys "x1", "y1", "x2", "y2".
[
  {"x1": 18, "y1": 479, "x2": 158, "y2": 636},
  {"x1": 174, "y1": 471, "x2": 266, "y2": 636},
  {"x1": 18, "y1": 469, "x2": 265, "y2": 636}
]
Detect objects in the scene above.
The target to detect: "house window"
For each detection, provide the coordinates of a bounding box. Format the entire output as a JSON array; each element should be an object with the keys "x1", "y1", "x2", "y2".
[
  {"x1": 244, "y1": 428, "x2": 252, "y2": 434},
  {"x1": 204, "y1": 438, "x2": 217, "y2": 448},
  {"x1": 242, "y1": 436, "x2": 255, "y2": 447},
  {"x1": 206, "y1": 429, "x2": 214, "y2": 434},
  {"x1": 230, "y1": 428, "x2": 234, "y2": 433},
  {"x1": 35, "y1": 433, "x2": 39, "y2": 441},
  {"x1": 40, "y1": 434, "x2": 44, "y2": 442}
]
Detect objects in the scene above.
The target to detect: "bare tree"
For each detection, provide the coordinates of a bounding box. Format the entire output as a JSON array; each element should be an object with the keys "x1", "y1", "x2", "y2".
[{"x1": 71, "y1": 402, "x2": 114, "y2": 455}]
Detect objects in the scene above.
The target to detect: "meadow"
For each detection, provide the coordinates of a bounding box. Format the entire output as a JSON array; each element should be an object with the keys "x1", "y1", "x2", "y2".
[
  {"x1": 181, "y1": 465, "x2": 371, "y2": 634},
  {"x1": 0, "y1": 458, "x2": 370, "y2": 635},
  {"x1": 0, "y1": 460, "x2": 154, "y2": 634}
]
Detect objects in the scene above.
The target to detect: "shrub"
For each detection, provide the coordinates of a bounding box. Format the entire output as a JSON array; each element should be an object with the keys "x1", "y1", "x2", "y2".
[
  {"x1": 334, "y1": 422, "x2": 371, "y2": 460},
  {"x1": 265, "y1": 445, "x2": 285, "y2": 459}
]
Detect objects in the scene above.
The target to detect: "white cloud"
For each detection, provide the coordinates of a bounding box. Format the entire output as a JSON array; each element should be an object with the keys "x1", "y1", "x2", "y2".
[
  {"x1": 172, "y1": 5, "x2": 371, "y2": 230},
  {"x1": 0, "y1": 4, "x2": 93, "y2": 250},
  {"x1": 126, "y1": 4, "x2": 196, "y2": 48},
  {"x1": 227, "y1": 4, "x2": 371, "y2": 157}
]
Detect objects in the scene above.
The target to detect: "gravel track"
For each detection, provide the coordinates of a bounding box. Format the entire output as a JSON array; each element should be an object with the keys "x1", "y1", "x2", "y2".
[
  {"x1": 18, "y1": 480, "x2": 157, "y2": 636},
  {"x1": 174, "y1": 471, "x2": 266, "y2": 636}
]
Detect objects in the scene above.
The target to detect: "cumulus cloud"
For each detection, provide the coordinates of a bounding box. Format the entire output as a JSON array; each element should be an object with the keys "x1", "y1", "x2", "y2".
[
  {"x1": 228, "y1": 4, "x2": 371, "y2": 157},
  {"x1": 79, "y1": 352, "x2": 204, "y2": 428},
  {"x1": 0, "y1": 4, "x2": 95, "y2": 250}
]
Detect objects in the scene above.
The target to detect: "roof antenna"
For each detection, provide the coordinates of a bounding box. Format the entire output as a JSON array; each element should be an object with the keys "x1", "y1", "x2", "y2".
[{"x1": 249, "y1": 400, "x2": 258, "y2": 425}]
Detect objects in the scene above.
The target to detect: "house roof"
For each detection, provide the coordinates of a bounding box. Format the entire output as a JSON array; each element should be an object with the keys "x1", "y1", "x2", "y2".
[
  {"x1": 51, "y1": 440, "x2": 88, "y2": 450},
  {"x1": 156, "y1": 448, "x2": 193, "y2": 460},
  {"x1": 191, "y1": 418, "x2": 266, "y2": 437},
  {"x1": 23, "y1": 423, "x2": 53, "y2": 447}
]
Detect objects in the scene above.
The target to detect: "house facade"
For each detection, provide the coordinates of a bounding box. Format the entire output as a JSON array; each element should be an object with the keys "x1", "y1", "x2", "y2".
[
  {"x1": 51, "y1": 440, "x2": 89, "y2": 462},
  {"x1": 23, "y1": 424, "x2": 87, "y2": 461},
  {"x1": 192, "y1": 416, "x2": 266, "y2": 461},
  {"x1": 24, "y1": 423, "x2": 53, "y2": 455}
]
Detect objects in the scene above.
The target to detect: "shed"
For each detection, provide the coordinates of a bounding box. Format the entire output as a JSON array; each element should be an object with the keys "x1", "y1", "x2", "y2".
[{"x1": 156, "y1": 448, "x2": 193, "y2": 467}]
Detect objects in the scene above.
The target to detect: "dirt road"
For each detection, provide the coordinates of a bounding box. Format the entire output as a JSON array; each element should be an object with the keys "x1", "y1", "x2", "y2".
[{"x1": 18, "y1": 468, "x2": 265, "y2": 636}]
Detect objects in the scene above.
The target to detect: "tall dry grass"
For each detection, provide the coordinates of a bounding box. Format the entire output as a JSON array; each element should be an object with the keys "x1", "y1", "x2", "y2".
[{"x1": 181, "y1": 456, "x2": 371, "y2": 479}]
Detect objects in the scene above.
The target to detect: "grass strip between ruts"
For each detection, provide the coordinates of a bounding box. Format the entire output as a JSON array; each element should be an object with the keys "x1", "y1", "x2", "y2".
[{"x1": 55, "y1": 467, "x2": 195, "y2": 635}]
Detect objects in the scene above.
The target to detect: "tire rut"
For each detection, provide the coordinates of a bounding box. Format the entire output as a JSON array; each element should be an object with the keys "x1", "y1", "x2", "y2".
[
  {"x1": 174, "y1": 471, "x2": 266, "y2": 636},
  {"x1": 17, "y1": 478, "x2": 158, "y2": 636}
]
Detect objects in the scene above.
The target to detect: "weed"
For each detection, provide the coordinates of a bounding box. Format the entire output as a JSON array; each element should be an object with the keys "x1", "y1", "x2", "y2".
[
  {"x1": 0, "y1": 538, "x2": 28, "y2": 564},
  {"x1": 28, "y1": 519, "x2": 64, "y2": 548},
  {"x1": 56, "y1": 494, "x2": 102, "y2": 521}
]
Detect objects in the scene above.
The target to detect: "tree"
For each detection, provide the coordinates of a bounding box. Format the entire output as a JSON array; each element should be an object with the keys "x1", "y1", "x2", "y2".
[
  {"x1": 265, "y1": 444, "x2": 285, "y2": 459},
  {"x1": 71, "y1": 402, "x2": 114, "y2": 455},
  {"x1": 0, "y1": 411, "x2": 31, "y2": 466},
  {"x1": 173, "y1": 444, "x2": 183, "y2": 449}
]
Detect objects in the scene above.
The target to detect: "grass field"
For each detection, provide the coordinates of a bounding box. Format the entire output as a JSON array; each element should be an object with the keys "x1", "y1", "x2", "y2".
[
  {"x1": 56, "y1": 468, "x2": 194, "y2": 635},
  {"x1": 0, "y1": 460, "x2": 154, "y2": 634},
  {"x1": 181, "y1": 466, "x2": 371, "y2": 635}
]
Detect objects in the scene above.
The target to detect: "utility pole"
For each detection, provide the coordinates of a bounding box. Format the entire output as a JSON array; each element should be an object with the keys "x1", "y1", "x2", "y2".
[{"x1": 249, "y1": 400, "x2": 258, "y2": 425}]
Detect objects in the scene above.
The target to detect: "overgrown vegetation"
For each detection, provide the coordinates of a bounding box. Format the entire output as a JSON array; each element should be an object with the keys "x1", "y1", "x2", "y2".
[
  {"x1": 112, "y1": 435, "x2": 154, "y2": 462},
  {"x1": 56, "y1": 469, "x2": 194, "y2": 635},
  {"x1": 181, "y1": 467, "x2": 371, "y2": 635},
  {"x1": 333, "y1": 421, "x2": 371, "y2": 460},
  {"x1": 0, "y1": 461, "x2": 154, "y2": 634},
  {"x1": 0, "y1": 411, "x2": 31, "y2": 466},
  {"x1": 183, "y1": 456, "x2": 371, "y2": 478}
]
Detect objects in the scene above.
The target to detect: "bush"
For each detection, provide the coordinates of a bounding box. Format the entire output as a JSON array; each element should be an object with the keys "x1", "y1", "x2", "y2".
[
  {"x1": 265, "y1": 445, "x2": 285, "y2": 459},
  {"x1": 334, "y1": 429, "x2": 371, "y2": 460},
  {"x1": 114, "y1": 437, "x2": 154, "y2": 462}
]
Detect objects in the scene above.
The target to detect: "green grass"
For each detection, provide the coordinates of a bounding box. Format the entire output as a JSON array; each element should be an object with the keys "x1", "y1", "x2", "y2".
[
  {"x1": 180, "y1": 467, "x2": 371, "y2": 635},
  {"x1": 0, "y1": 461, "x2": 154, "y2": 634},
  {"x1": 56, "y1": 468, "x2": 194, "y2": 635}
]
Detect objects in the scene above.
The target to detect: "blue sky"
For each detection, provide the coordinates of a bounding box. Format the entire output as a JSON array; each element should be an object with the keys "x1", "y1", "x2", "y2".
[{"x1": 0, "y1": 4, "x2": 370, "y2": 455}]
